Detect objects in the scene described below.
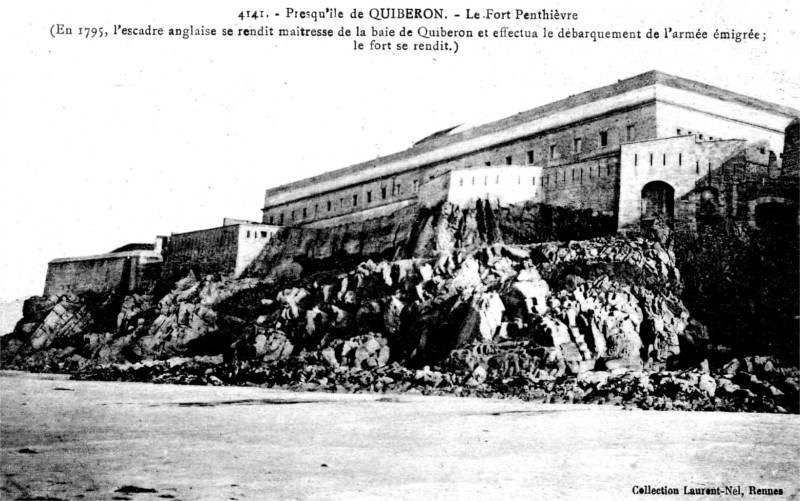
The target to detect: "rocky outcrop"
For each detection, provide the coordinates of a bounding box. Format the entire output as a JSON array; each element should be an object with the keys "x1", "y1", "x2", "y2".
[
  {"x1": 244, "y1": 200, "x2": 616, "y2": 281},
  {"x1": 130, "y1": 273, "x2": 264, "y2": 358},
  {"x1": 4, "y1": 232, "x2": 700, "y2": 374},
  {"x1": 406, "y1": 201, "x2": 615, "y2": 257},
  {"x1": 14, "y1": 295, "x2": 93, "y2": 351},
  {"x1": 246, "y1": 206, "x2": 419, "y2": 277},
  {"x1": 2, "y1": 215, "x2": 797, "y2": 413}
]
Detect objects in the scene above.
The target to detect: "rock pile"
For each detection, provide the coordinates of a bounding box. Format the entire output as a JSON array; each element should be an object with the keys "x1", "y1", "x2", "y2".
[
  {"x1": 223, "y1": 235, "x2": 690, "y2": 377},
  {"x1": 71, "y1": 353, "x2": 798, "y2": 414},
  {"x1": 3, "y1": 231, "x2": 797, "y2": 414}
]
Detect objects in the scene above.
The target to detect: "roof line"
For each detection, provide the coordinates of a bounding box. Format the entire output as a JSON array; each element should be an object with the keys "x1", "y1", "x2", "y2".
[{"x1": 264, "y1": 71, "x2": 798, "y2": 198}]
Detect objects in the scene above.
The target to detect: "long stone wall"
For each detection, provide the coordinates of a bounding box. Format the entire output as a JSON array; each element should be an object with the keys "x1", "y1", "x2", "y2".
[
  {"x1": 248, "y1": 199, "x2": 619, "y2": 280},
  {"x1": 262, "y1": 71, "x2": 796, "y2": 216},
  {"x1": 247, "y1": 206, "x2": 419, "y2": 276},
  {"x1": 163, "y1": 225, "x2": 239, "y2": 281},
  {"x1": 263, "y1": 104, "x2": 657, "y2": 229},
  {"x1": 260, "y1": 72, "x2": 797, "y2": 238},
  {"x1": 441, "y1": 166, "x2": 544, "y2": 208},
  {"x1": 262, "y1": 169, "x2": 420, "y2": 228},
  {"x1": 44, "y1": 253, "x2": 161, "y2": 297},
  {"x1": 542, "y1": 155, "x2": 620, "y2": 214},
  {"x1": 45, "y1": 257, "x2": 128, "y2": 297}
]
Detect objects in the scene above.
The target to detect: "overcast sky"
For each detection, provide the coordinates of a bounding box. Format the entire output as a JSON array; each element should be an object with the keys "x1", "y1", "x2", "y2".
[{"x1": 1, "y1": 0, "x2": 798, "y2": 301}]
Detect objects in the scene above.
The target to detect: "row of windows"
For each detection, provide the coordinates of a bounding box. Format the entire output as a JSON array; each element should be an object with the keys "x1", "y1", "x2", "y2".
[
  {"x1": 267, "y1": 123, "x2": 641, "y2": 225},
  {"x1": 676, "y1": 128, "x2": 715, "y2": 141},
  {"x1": 268, "y1": 179, "x2": 421, "y2": 225},
  {"x1": 568, "y1": 125, "x2": 635, "y2": 154},
  {"x1": 476, "y1": 124, "x2": 636, "y2": 167},
  {"x1": 245, "y1": 230, "x2": 272, "y2": 240}
]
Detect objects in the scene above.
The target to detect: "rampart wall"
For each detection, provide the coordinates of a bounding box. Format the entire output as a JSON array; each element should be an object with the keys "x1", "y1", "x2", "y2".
[
  {"x1": 45, "y1": 257, "x2": 127, "y2": 297},
  {"x1": 542, "y1": 155, "x2": 620, "y2": 214},
  {"x1": 262, "y1": 104, "x2": 657, "y2": 228},
  {"x1": 433, "y1": 166, "x2": 544, "y2": 208},
  {"x1": 247, "y1": 206, "x2": 419, "y2": 276},
  {"x1": 44, "y1": 252, "x2": 161, "y2": 297},
  {"x1": 262, "y1": 169, "x2": 420, "y2": 228},
  {"x1": 163, "y1": 225, "x2": 239, "y2": 280}
]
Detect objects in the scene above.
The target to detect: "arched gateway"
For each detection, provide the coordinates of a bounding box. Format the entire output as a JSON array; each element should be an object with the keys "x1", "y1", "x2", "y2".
[{"x1": 640, "y1": 181, "x2": 675, "y2": 225}]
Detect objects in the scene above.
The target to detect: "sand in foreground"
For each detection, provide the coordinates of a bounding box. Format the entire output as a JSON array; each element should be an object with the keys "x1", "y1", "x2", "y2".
[{"x1": 1, "y1": 371, "x2": 798, "y2": 500}]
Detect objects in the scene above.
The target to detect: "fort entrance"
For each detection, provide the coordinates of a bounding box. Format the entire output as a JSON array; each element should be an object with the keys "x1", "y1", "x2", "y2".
[{"x1": 640, "y1": 181, "x2": 674, "y2": 225}]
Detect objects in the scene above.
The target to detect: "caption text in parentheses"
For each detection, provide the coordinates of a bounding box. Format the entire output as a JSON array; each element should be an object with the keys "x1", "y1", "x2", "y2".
[{"x1": 50, "y1": 24, "x2": 109, "y2": 38}]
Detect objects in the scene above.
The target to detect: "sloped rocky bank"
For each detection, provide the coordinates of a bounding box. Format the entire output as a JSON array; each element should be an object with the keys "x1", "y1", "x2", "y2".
[{"x1": 4, "y1": 226, "x2": 797, "y2": 413}]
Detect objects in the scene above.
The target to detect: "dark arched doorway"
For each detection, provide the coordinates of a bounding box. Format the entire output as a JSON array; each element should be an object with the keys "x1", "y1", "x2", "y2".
[
  {"x1": 641, "y1": 181, "x2": 675, "y2": 225},
  {"x1": 755, "y1": 202, "x2": 796, "y2": 231}
]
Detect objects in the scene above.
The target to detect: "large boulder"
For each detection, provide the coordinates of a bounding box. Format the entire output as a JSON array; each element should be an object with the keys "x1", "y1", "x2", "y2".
[
  {"x1": 382, "y1": 295, "x2": 405, "y2": 335},
  {"x1": 507, "y1": 267, "x2": 550, "y2": 315},
  {"x1": 255, "y1": 331, "x2": 294, "y2": 362},
  {"x1": 456, "y1": 292, "x2": 505, "y2": 345},
  {"x1": 116, "y1": 294, "x2": 152, "y2": 334},
  {"x1": 451, "y1": 258, "x2": 482, "y2": 292},
  {"x1": 336, "y1": 333, "x2": 391, "y2": 369},
  {"x1": 29, "y1": 295, "x2": 93, "y2": 350},
  {"x1": 635, "y1": 287, "x2": 685, "y2": 362}
]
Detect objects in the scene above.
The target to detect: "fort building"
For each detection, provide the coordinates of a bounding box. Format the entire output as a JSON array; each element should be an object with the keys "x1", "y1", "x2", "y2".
[
  {"x1": 44, "y1": 237, "x2": 166, "y2": 297},
  {"x1": 261, "y1": 70, "x2": 798, "y2": 232},
  {"x1": 161, "y1": 218, "x2": 281, "y2": 281},
  {"x1": 42, "y1": 71, "x2": 799, "y2": 295}
]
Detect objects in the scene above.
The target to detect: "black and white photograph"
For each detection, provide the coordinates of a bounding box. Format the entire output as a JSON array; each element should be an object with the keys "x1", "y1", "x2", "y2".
[{"x1": 1, "y1": 1, "x2": 798, "y2": 499}]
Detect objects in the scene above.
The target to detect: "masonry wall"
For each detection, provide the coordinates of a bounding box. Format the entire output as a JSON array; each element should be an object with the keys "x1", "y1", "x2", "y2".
[
  {"x1": 248, "y1": 205, "x2": 419, "y2": 277},
  {"x1": 689, "y1": 148, "x2": 799, "y2": 231},
  {"x1": 423, "y1": 103, "x2": 656, "y2": 175},
  {"x1": 417, "y1": 171, "x2": 450, "y2": 208},
  {"x1": 43, "y1": 253, "x2": 161, "y2": 297},
  {"x1": 263, "y1": 104, "x2": 657, "y2": 228},
  {"x1": 262, "y1": 169, "x2": 421, "y2": 228},
  {"x1": 44, "y1": 257, "x2": 129, "y2": 297},
  {"x1": 542, "y1": 155, "x2": 620, "y2": 214},
  {"x1": 163, "y1": 225, "x2": 239, "y2": 281},
  {"x1": 442, "y1": 166, "x2": 544, "y2": 208},
  {"x1": 235, "y1": 224, "x2": 281, "y2": 277},
  {"x1": 655, "y1": 89, "x2": 790, "y2": 163},
  {"x1": 302, "y1": 200, "x2": 416, "y2": 229},
  {"x1": 617, "y1": 136, "x2": 746, "y2": 229}
]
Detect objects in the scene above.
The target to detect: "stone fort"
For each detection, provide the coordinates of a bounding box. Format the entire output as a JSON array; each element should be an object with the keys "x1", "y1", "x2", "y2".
[
  {"x1": 261, "y1": 70, "x2": 797, "y2": 233},
  {"x1": 44, "y1": 71, "x2": 799, "y2": 295}
]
